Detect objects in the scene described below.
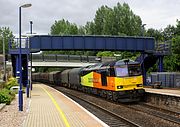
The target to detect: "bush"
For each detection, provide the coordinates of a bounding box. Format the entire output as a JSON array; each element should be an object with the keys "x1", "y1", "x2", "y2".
[
  {"x1": 5, "y1": 77, "x2": 19, "y2": 90},
  {"x1": 0, "y1": 88, "x2": 15, "y2": 105}
]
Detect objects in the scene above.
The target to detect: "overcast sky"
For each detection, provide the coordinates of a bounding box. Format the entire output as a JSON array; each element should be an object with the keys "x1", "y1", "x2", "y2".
[{"x1": 0, "y1": 0, "x2": 180, "y2": 35}]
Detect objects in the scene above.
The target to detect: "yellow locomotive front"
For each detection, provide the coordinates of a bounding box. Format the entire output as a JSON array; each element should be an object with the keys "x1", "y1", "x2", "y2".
[{"x1": 114, "y1": 64, "x2": 143, "y2": 91}]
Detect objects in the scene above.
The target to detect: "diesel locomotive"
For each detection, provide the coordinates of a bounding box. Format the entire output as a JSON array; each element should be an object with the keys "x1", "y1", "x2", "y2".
[{"x1": 32, "y1": 59, "x2": 145, "y2": 102}]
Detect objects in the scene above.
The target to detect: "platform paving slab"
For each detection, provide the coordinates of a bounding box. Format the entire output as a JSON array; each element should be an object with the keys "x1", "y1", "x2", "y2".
[
  {"x1": 23, "y1": 84, "x2": 108, "y2": 127},
  {"x1": 145, "y1": 88, "x2": 180, "y2": 97}
]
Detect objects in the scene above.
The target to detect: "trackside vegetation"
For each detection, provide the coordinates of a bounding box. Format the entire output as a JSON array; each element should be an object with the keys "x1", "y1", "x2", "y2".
[{"x1": 0, "y1": 77, "x2": 18, "y2": 105}]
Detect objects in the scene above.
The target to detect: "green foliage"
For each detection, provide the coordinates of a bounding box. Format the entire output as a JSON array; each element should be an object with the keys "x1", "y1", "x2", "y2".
[
  {"x1": 84, "y1": 21, "x2": 95, "y2": 35},
  {"x1": 164, "y1": 54, "x2": 180, "y2": 71},
  {"x1": 5, "y1": 77, "x2": 19, "y2": 90},
  {"x1": 0, "y1": 27, "x2": 14, "y2": 54},
  {"x1": 162, "y1": 20, "x2": 180, "y2": 71},
  {"x1": 97, "y1": 51, "x2": 114, "y2": 57},
  {"x1": 85, "y1": 3, "x2": 142, "y2": 36},
  {"x1": 50, "y1": 19, "x2": 78, "y2": 35},
  {"x1": 0, "y1": 88, "x2": 15, "y2": 105},
  {"x1": 78, "y1": 26, "x2": 86, "y2": 35},
  {"x1": 175, "y1": 19, "x2": 180, "y2": 35},
  {"x1": 146, "y1": 28, "x2": 163, "y2": 42},
  {"x1": 113, "y1": 3, "x2": 142, "y2": 36},
  {"x1": 172, "y1": 36, "x2": 180, "y2": 54},
  {"x1": 162, "y1": 25, "x2": 175, "y2": 40}
]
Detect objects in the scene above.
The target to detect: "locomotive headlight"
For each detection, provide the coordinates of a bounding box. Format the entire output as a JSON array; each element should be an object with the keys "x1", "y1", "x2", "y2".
[
  {"x1": 137, "y1": 84, "x2": 143, "y2": 87},
  {"x1": 117, "y1": 86, "x2": 123, "y2": 89}
]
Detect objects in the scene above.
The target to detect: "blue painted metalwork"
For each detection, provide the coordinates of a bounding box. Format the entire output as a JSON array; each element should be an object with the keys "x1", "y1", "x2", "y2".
[
  {"x1": 141, "y1": 53, "x2": 146, "y2": 85},
  {"x1": 18, "y1": 6, "x2": 23, "y2": 111},
  {"x1": 158, "y1": 56, "x2": 164, "y2": 72},
  {"x1": 30, "y1": 21, "x2": 33, "y2": 91},
  {"x1": 15, "y1": 56, "x2": 19, "y2": 78},
  {"x1": 29, "y1": 35, "x2": 155, "y2": 52},
  {"x1": 26, "y1": 54, "x2": 29, "y2": 98}
]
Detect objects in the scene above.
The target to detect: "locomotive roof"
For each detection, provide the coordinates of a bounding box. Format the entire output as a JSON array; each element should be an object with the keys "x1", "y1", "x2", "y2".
[
  {"x1": 83, "y1": 59, "x2": 140, "y2": 70},
  {"x1": 115, "y1": 59, "x2": 139, "y2": 66}
]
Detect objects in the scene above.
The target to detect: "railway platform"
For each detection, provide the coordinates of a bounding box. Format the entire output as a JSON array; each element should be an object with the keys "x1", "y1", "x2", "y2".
[
  {"x1": 144, "y1": 88, "x2": 180, "y2": 97},
  {"x1": 23, "y1": 84, "x2": 108, "y2": 127},
  {"x1": 144, "y1": 88, "x2": 180, "y2": 112}
]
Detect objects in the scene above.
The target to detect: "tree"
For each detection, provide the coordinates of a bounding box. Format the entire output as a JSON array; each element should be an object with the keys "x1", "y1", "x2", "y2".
[
  {"x1": 84, "y1": 21, "x2": 95, "y2": 35},
  {"x1": 172, "y1": 36, "x2": 180, "y2": 54},
  {"x1": 0, "y1": 27, "x2": 14, "y2": 54},
  {"x1": 93, "y1": 5, "x2": 114, "y2": 35},
  {"x1": 175, "y1": 19, "x2": 180, "y2": 35},
  {"x1": 113, "y1": 3, "x2": 142, "y2": 36},
  {"x1": 162, "y1": 20, "x2": 180, "y2": 71},
  {"x1": 89, "y1": 3, "x2": 143, "y2": 36},
  {"x1": 50, "y1": 19, "x2": 78, "y2": 35},
  {"x1": 162, "y1": 25, "x2": 175, "y2": 40},
  {"x1": 146, "y1": 28, "x2": 163, "y2": 42},
  {"x1": 78, "y1": 26, "x2": 86, "y2": 35}
]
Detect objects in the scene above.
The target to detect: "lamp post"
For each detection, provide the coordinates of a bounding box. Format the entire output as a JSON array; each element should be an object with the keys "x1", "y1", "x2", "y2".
[
  {"x1": 141, "y1": 24, "x2": 146, "y2": 37},
  {"x1": 30, "y1": 21, "x2": 33, "y2": 91},
  {"x1": 2, "y1": 36, "x2": 6, "y2": 81},
  {"x1": 30, "y1": 21, "x2": 33, "y2": 34},
  {"x1": 141, "y1": 24, "x2": 146, "y2": 86},
  {"x1": 18, "y1": 3, "x2": 32, "y2": 111}
]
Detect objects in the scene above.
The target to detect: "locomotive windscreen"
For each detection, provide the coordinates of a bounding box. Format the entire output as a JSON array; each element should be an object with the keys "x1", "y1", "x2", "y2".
[
  {"x1": 115, "y1": 65, "x2": 128, "y2": 77},
  {"x1": 115, "y1": 65, "x2": 141, "y2": 77},
  {"x1": 128, "y1": 65, "x2": 141, "y2": 76}
]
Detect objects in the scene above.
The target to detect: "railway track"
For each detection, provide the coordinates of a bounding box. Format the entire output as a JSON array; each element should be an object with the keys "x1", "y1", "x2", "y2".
[
  {"x1": 54, "y1": 86, "x2": 140, "y2": 127},
  {"x1": 125, "y1": 103, "x2": 180, "y2": 125}
]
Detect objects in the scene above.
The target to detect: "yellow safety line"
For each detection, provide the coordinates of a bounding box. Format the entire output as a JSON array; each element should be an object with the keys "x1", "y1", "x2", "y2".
[{"x1": 40, "y1": 86, "x2": 70, "y2": 127}]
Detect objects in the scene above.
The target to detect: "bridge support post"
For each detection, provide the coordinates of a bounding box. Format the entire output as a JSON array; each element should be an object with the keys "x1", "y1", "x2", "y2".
[
  {"x1": 158, "y1": 56, "x2": 164, "y2": 72},
  {"x1": 26, "y1": 54, "x2": 29, "y2": 98},
  {"x1": 16, "y1": 55, "x2": 19, "y2": 78},
  {"x1": 30, "y1": 53, "x2": 33, "y2": 90},
  {"x1": 142, "y1": 53, "x2": 147, "y2": 85},
  {"x1": 16, "y1": 54, "x2": 23, "y2": 111}
]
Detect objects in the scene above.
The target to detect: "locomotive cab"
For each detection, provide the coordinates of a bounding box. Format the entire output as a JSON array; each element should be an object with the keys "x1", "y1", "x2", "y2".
[{"x1": 114, "y1": 60, "x2": 143, "y2": 91}]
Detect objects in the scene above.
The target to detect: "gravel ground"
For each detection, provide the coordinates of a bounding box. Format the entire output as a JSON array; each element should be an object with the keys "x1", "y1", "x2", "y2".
[{"x1": 0, "y1": 94, "x2": 30, "y2": 127}]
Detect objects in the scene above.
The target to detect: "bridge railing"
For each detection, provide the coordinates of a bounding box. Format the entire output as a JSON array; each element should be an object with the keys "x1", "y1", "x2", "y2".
[
  {"x1": 31, "y1": 54, "x2": 116, "y2": 63},
  {"x1": 9, "y1": 38, "x2": 29, "y2": 50},
  {"x1": 7, "y1": 53, "x2": 116, "y2": 63},
  {"x1": 155, "y1": 40, "x2": 172, "y2": 55}
]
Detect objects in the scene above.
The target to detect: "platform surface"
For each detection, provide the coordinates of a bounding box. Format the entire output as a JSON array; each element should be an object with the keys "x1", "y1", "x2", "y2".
[
  {"x1": 23, "y1": 84, "x2": 108, "y2": 127},
  {"x1": 145, "y1": 88, "x2": 180, "y2": 97}
]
